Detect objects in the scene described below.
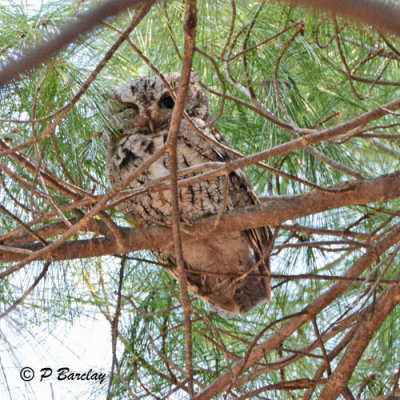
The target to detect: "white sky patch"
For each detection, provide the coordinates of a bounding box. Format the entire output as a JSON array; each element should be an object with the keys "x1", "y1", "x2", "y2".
[
  {"x1": 1, "y1": 314, "x2": 113, "y2": 399},
  {"x1": 0, "y1": 0, "x2": 46, "y2": 14},
  {"x1": 0, "y1": 3, "x2": 115, "y2": 398}
]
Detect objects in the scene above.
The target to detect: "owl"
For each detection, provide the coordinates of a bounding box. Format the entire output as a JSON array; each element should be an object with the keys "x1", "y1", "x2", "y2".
[{"x1": 103, "y1": 72, "x2": 271, "y2": 315}]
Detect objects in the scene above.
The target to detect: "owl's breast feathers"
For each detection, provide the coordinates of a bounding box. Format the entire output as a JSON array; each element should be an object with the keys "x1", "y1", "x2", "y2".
[{"x1": 105, "y1": 93, "x2": 271, "y2": 315}]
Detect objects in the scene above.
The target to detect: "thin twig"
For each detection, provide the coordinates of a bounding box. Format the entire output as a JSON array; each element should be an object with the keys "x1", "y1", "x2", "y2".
[
  {"x1": 0, "y1": 262, "x2": 51, "y2": 319},
  {"x1": 4, "y1": 171, "x2": 400, "y2": 263},
  {"x1": 194, "y1": 225, "x2": 400, "y2": 399},
  {"x1": 0, "y1": 2, "x2": 154, "y2": 159},
  {"x1": 165, "y1": 0, "x2": 197, "y2": 395},
  {"x1": 284, "y1": 0, "x2": 400, "y2": 37},
  {"x1": 0, "y1": 0, "x2": 152, "y2": 87}
]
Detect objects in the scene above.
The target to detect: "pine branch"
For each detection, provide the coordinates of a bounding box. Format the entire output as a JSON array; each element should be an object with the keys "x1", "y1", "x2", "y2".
[
  {"x1": 283, "y1": 0, "x2": 400, "y2": 36},
  {"x1": 1, "y1": 171, "x2": 400, "y2": 264},
  {"x1": 0, "y1": 0, "x2": 155, "y2": 88},
  {"x1": 194, "y1": 223, "x2": 400, "y2": 400}
]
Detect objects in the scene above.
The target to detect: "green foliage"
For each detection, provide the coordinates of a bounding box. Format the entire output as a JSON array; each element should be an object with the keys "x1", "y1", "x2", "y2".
[{"x1": 1, "y1": 0, "x2": 400, "y2": 399}]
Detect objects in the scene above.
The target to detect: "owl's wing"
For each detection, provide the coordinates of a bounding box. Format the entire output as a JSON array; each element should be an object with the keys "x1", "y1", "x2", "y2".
[
  {"x1": 206, "y1": 125, "x2": 272, "y2": 300},
  {"x1": 228, "y1": 168, "x2": 272, "y2": 301}
]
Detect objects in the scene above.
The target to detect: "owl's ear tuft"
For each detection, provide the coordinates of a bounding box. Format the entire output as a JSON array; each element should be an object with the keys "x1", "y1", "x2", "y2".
[
  {"x1": 190, "y1": 70, "x2": 200, "y2": 84},
  {"x1": 167, "y1": 72, "x2": 180, "y2": 89},
  {"x1": 167, "y1": 71, "x2": 200, "y2": 87}
]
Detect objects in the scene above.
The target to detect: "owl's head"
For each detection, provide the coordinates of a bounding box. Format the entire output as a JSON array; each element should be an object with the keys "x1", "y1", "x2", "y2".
[{"x1": 103, "y1": 72, "x2": 212, "y2": 144}]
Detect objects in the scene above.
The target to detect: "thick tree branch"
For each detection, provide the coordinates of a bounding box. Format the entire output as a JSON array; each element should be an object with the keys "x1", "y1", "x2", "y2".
[
  {"x1": 0, "y1": 2, "x2": 155, "y2": 160},
  {"x1": 2, "y1": 171, "x2": 400, "y2": 263},
  {"x1": 3, "y1": 1, "x2": 400, "y2": 398},
  {"x1": 194, "y1": 222, "x2": 400, "y2": 400},
  {"x1": 318, "y1": 276, "x2": 400, "y2": 399},
  {"x1": 143, "y1": 95, "x2": 400, "y2": 189},
  {"x1": 0, "y1": 0, "x2": 153, "y2": 88},
  {"x1": 283, "y1": 0, "x2": 400, "y2": 36}
]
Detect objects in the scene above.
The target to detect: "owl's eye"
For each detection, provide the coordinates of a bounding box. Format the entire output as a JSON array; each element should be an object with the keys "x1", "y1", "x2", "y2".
[
  {"x1": 159, "y1": 95, "x2": 175, "y2": 109},
  {"x1": 120, "y1": 102, "x2": 139, "y2": 113}
]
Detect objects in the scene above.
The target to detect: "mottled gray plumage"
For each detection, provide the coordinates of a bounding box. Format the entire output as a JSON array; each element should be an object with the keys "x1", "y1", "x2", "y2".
[{"x1": 103, "y1": 72, "x2": 271, "y2": 315}]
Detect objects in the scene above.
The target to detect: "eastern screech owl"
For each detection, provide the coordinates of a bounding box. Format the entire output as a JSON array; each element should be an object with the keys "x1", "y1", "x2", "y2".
[{"x1": 103, "y1": 72, "x2": 271, "y2": 315}]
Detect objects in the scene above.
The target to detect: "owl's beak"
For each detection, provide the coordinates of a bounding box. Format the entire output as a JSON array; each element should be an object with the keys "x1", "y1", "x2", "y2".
[{"x1": 148, "y1": 119, "x2": 155, "y2": 133}]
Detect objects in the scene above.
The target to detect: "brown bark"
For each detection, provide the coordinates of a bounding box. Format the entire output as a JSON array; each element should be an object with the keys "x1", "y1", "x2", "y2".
[
  {"x1": 194, "y1": 225, "x2": 400, "y2": 400},
  {"x1": 1, "y1": 171, "x2": 399, "y2": 263},
  {"x1": 318, "y1": 280, "x2": 400, "y2": 399},
  {"x1": 283, "y1": 0, "x2": 400, "y2": 36},
  {"x1": 0, "y1": 0, "x2": 153, "y2": 88},
  {"x1": 165, "y1": 0, "x2": 198, "y2": 396}
]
